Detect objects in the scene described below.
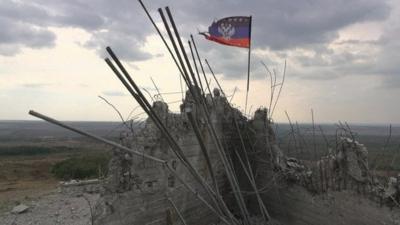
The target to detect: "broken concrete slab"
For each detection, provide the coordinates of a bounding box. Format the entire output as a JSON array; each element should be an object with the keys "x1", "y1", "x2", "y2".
[{"x1": 11, "y1": 204, "x2": 29, "y2": 214}]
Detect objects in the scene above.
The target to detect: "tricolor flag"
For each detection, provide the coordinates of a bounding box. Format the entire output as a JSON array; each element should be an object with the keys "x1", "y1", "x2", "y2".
[{"x1": 200, "y1": 16, "x2": 252, "y2": 48}]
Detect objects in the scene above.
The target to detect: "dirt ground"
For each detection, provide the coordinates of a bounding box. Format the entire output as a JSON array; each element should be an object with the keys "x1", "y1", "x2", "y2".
[
  {"x1": 0, "y1": 189, "x2": 99, "y2": 225},
  {"x1": 0, "y1": 154, "x2": 68, "y2": 213},
  {"x1": 0, "y1": 153, "x2": 100, "y2": 225}
]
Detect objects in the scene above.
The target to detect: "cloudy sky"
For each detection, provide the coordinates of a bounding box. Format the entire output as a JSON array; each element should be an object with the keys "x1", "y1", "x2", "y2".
[{"x1": 0, "y1": 0, "x2": 399, "y2": 124}]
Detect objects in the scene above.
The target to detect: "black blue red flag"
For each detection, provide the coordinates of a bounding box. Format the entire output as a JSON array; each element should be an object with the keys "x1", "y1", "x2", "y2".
[{"x1": 200, "y1": 16, "x2": 252, "y2": 48}]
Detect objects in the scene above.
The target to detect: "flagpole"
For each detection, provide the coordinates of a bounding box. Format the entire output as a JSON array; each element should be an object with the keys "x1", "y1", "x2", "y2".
[{"x1": 244, "y1": 16, "x2": 252, "y2": 116}]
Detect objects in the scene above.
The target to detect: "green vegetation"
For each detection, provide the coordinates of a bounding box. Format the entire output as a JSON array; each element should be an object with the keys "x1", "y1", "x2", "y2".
[
  {"x1": 0, "y1": 145, "x2": 73, "y2": 156},
  {"x1": 51, "y1": 153, "x2": 111, "y2": 180}
]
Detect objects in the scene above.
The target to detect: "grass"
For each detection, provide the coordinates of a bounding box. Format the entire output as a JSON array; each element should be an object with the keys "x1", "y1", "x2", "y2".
[{"x1": 51, "y1": 152, "x2": 111, "y2": 180}]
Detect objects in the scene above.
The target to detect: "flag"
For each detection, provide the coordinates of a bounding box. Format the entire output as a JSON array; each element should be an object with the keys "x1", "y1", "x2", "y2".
[{"x1": 200, "y1": 16, "x2": 251, "y2": 48}]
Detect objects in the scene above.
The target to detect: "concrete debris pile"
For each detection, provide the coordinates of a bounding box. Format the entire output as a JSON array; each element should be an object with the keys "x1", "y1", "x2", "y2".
[
  {"x1": 382, "y1": 174, "x2": 400, "y2": 208},
  {"x1": 93, "y1": 92, "x2": 241, "y2": 225},
  {"x1": 60, "y1": 179, "x2": 102, "y2": 196},
  {"x1": 281, "y1": 136, "x2": 400, "y2": 207}
]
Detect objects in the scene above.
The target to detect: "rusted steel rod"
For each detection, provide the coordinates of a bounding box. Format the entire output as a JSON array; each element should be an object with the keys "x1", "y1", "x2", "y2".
[{"x1": 28, "y1": 110, "x2": 165, "y2": 163}]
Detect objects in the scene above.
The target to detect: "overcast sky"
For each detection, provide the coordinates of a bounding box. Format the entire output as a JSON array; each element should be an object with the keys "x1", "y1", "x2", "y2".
[{"x1": 0, "y1": 0, "x2": 399, "y2": 124}]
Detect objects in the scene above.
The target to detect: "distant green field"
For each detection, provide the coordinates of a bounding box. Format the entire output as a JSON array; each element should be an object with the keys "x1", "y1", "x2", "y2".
[
  {"x1": 0, "y1": 145, "x2": 74, "y2": 156},
  {"x1": 0, "y1": 144, "x2": 112, "y2": 181},
  {"x1": 51, "y1": 152, "x2": 111, "y2": 180}
]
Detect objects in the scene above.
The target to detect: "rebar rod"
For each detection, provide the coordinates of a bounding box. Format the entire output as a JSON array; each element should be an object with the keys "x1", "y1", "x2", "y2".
[
  {"x1": 157, "y1": 8, "x2": 191, "y2": 88},
  {"x1": 156, "y1": 11, "x2": 250, "y2": 220},
  {"x1": 270, "y1": 60, "x2": 287, "y2": 118},
  {"x1": 165, "y1": 7, "x2": 201, "y2": 93},
  {"x1": 167, "y1": 198, "x2": 188, "y2": 225},
  {"x1": 188, "y1": 40, "x2": 205, "y2": 95},
  {"x1": 199, "y1": 107, "x2": 251, "y2": 225},
  {"x1": 186, "y1": 108, "x2": 218, "y2": 190},
  {"x1": 232, "y1": 114, "x2": 271, "y2": 222},
  {"x1": 186, "y1": 82, "x2": 251, "y2": 224},
  {"x1": 311, "y1": 109, "x2": 317, "y2": 160},
  {"x1": 105, "y1": 49, "x2": 223, "y2": 215},
  {"x1": 285, "y1": 110, "x2": 298, "y2": 156},
  {"x1": 137, "y1": 0, "x2": 185, "y2": 81},
  {"x1": 261, "y1": 61, "x2": 275, "y2": 119},
  {"x1": 136, "y1": 6, "x2": 253, "y2": 223},
  {"x1": 229, "y1": 87, "x2": 237, "y2": 103},
  {"x1": 318, "y1": 125, "x2": 330, "y2": 153},
  {"x1": 28, "y1": 110, "x2": 165, "y2": 163},
  {"x1": 150, "y1": 77, "x2": 164, "y2": 102},
  {"x1": 106, "y1": 54, "x2": 208, "y2": 185},
  {"x1": 204, "y1": 59, "x2": 226, "y2": 97},
  {"x1": 187, "y1": 80, "x2": 251, "y2": 225},
  {"x1": 165, "y1": 165, "x2": 236, "y2": 225},
  {"x1": 233, "y1": 148, "x2": 270, "y2": 222},
  {"x1": 191, "y1": 35, "x2": 213, "y2": 100}
]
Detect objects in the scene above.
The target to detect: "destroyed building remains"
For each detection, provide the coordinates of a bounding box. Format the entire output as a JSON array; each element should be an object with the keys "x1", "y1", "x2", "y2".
[{"x1": 28, "y1": 1, "x2": 400, "y2": 225}]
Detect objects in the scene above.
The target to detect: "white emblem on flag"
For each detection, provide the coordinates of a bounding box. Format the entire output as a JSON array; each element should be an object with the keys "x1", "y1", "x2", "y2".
[{"x1": 218, "y1": 23, "x2": 235, "y2": 40}]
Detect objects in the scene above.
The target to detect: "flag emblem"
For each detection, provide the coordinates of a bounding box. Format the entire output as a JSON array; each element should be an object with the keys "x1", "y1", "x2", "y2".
[
  {"x1": 218, "y1": 22, "x2": 235, "y2": 39},
  {"x1": 200, "y1": 16, "x2": 252, "y2": 48}
]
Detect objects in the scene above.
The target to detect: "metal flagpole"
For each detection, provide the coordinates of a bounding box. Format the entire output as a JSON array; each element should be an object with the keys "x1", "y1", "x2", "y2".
[{"x1": 244, "y1": 16, "x2": 252, "y2": 116}]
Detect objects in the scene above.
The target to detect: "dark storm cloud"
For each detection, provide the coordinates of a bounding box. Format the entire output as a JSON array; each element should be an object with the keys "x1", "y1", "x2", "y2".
[
  {"x1": 161, "y1": 0, "x2": 391, "y2": 79},
  {"x1": 0, "y1": 0, "x2": 392, "y2": 78},
  {"x1": 290, "y1": 17, "x2": 400, "y2": 88},
  {"x1": 0, "y1": 0, "x2": 151, "y2": 59},
  {"x1": 0, "y1": 17, "x2": 55, "y2": 56},
  {"x1": 162, "y1": 0, "x2": 390, "y2": 49}
]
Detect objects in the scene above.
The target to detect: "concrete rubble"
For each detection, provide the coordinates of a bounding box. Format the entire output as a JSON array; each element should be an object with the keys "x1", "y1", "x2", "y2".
[
  {"x1": 60, "y1": 179, "x2": 102, "y2": 196},
  {"x1": 87, "y1": 90, "x2": 399, "y2": 225},
  {"x1": 1, "y1": 192, "x2": 99, "y2": 225},
  {"x1": 11, "y1": 204, "x2": 29, "y2": 214}
]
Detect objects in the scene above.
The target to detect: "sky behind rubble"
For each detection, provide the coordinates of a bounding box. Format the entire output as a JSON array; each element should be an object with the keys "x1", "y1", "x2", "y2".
[{"x1": 0, "y1": 0, "x2": 400, "y2": 124}]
